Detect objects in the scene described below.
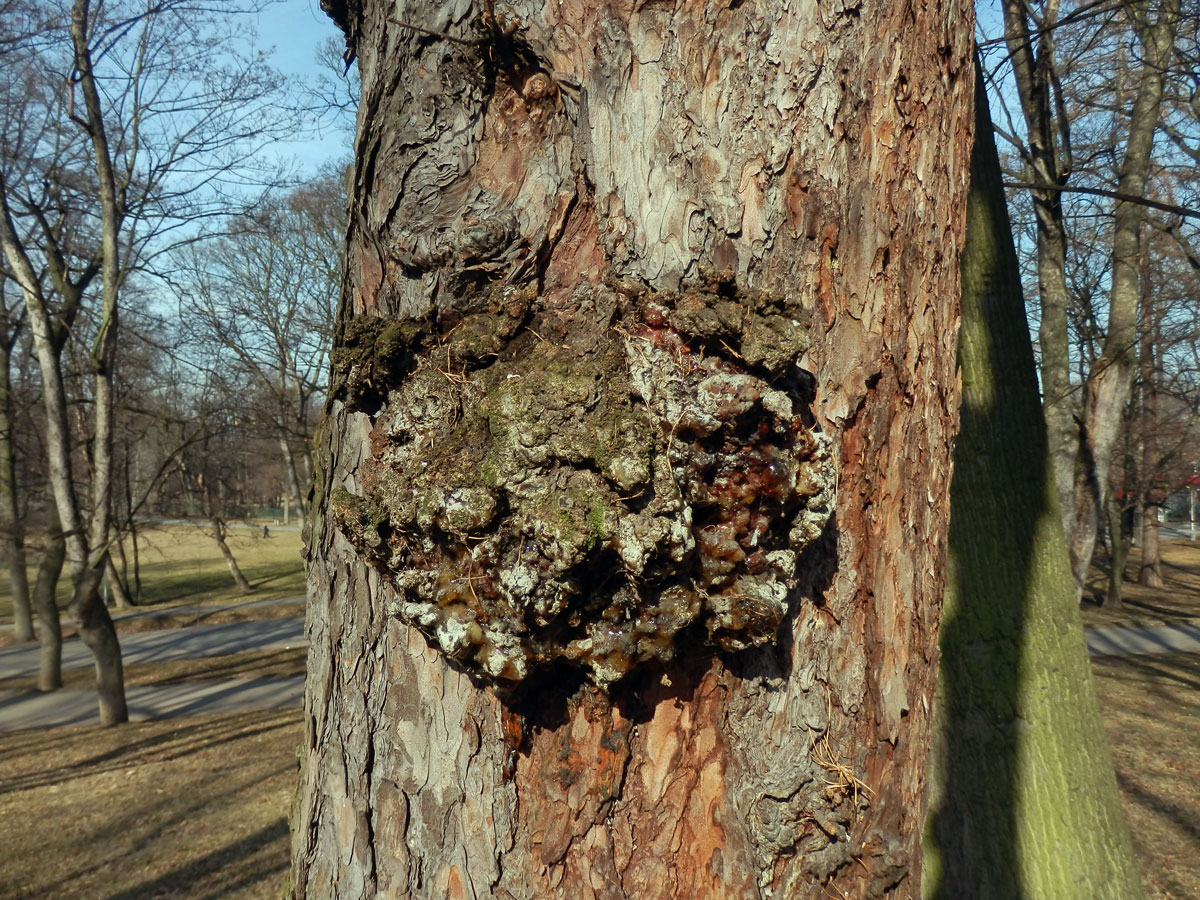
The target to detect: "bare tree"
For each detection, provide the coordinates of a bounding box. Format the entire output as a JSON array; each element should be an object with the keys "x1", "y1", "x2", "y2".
[
  {"x1": 180, "y1": 171, "x2": 343, "y2": 520},
  {"x1": 994, "y1": 0, "x2": 1181, "y2": 605},
  {"x1": 0, "y1": 0, "x2": 292, "y2": 722},
  {"x1": 0, "y1": 273, "x2": 32, "y2": 641}
]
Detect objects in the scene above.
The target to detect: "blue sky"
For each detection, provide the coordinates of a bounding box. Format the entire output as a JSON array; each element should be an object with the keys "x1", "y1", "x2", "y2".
[{"x1": 255, "y1": 0, "x2": 355, "y2": 174}]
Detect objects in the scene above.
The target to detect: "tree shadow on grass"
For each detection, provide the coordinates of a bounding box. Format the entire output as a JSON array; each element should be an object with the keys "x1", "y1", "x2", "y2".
[
  {"x1": 1092, "y1": 653, "x2": 1200, "y2": 695},
  {"x1": 99, "y1": 818, "x2": 290, "y2": 900},
  {"x1": 3, "y1": 713, "x2": 299, "y2": 900},
  {"x1": 0, "y1": 709, "x2": 297, "y2": 796}
]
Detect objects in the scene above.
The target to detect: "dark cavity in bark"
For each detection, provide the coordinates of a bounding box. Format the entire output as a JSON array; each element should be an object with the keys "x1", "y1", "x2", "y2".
[{"x1": 331, "y1": 273, "x2": 835, "y2": 690}]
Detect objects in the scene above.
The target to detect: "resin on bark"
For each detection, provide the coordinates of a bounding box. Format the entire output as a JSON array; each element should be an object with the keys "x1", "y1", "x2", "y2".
[{"x1": 331, "y1": 275, "x2": 835, "y2": 688}]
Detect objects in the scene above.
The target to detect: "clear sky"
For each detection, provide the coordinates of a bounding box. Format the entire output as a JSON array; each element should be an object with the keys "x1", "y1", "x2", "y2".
[{"x1": 254, "y1": 0, "x2": 355, "y2": 174}]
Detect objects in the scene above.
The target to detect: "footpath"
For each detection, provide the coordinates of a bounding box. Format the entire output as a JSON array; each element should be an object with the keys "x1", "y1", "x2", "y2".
[
  {"x1": 0, "y1": 600, "x2": 306, "y2": 732},
  {"x1": 1, "y1": 604, "x2": 1198, "y2": 731}
]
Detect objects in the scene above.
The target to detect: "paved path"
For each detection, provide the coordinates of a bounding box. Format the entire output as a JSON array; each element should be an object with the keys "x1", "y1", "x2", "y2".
[
  {"x1": 0, "y1": 616, "x2": 306, "y2": 679},
  {"x1": 0, "y1": 595, "x2": 305, "y2": 633},
  {"x1": 0, "y1": 677, "x2": 305, "y2": 730},
  {"x1": 3, "y1": 614, "x2": 1200, "y2": 732},
  {"x1": 0, "y1": 616, "x2": 308, "y2": 731},
  {"x1": 1085, "y1": 621, "x2": 1200, "y2": 657}
]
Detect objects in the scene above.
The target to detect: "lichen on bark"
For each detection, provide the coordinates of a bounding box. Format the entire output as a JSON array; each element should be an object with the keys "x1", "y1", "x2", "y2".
[{"x1": 331, "y1": 274, "x2": 834, "y2": 688}]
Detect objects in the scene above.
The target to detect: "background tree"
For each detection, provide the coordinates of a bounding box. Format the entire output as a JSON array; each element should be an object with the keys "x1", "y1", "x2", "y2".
[
  {"x1": 991, "y1": 0, "x2": 1183, "y2": 605},
  {"x1": 924, "y1": 66, "x2": 1144, "y2": 900},
  {"x1": 289, "y1": 0, "x2": 973, "y2": 897},
  {"x1": 0, "y1": 272, "x2": 33, "y2": 640},
  {"x1": 180, "y1": 171, "x2": 342, "y2": 522},
  {"x1": 0, "y1": 0, "x2": 292, "y2": 722}
]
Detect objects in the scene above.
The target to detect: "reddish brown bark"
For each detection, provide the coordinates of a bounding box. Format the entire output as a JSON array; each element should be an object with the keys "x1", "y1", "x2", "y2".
[{"x1": 291, "y1": 1, "x2": 973, "y2": 897}]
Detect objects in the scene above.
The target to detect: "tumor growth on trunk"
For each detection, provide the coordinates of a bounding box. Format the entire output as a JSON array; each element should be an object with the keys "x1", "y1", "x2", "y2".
[{"x1": 330, "y1": 273, "x2": 834, "y2": 688}]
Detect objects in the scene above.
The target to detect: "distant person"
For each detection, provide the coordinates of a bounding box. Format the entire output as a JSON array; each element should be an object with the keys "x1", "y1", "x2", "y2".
[{"x1": 263, "y1": 525, "x2": 270, "y2": 538}]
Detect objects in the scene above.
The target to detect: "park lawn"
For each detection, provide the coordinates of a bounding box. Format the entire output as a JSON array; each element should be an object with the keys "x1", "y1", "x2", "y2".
[
  {"x1": 114, "y1": 524, "x2": 306, "y2": 608},
  {"x1": 1082, "y1": 538, "x2": 1200, "y2": 628},
  {"x1": 0, "y1": 708, "x2": 301, "y2": 900},
  {"x1": 0, "y1": 523, "x2": 305, "y2": 631},
  {"x1": 1092, "y1": 652, "x2": 1200, "y2": 900},
  {"x1": 0, "y1": 650, "x2": 1194, "y2": 898}
]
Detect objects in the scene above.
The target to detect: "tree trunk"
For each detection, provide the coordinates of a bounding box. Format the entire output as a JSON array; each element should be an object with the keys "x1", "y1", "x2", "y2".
[
  {"x1": 0, "y1": 333, "x2": 33, "y2": 642},
  {"x1": 279, "y1": 433, "x2": 307, "y2": 519},
  {"x1": 105, "y1": 555, "x2": 133, "y2": 608},
  {"x1": 126, "y1": 521, "x2": 142, "y2": 604},
  {"x1": 289, "y1": 3, "x2": 974, "y2": 899},
  {"x1": 1035, "y1": 203, "x2": 1078, "y2": 543},
  {"x1": 1000, "y1": 0, "x2": 1079, "y2": 541},
  {"x1": 211, "y1": 516, "x2": 254, "y2": 593},
  {"x1": 1071, "y1": 0, "x2": 1178, "y2": 603},
  {"x1": 68, "y1": 0, "x2": 127, "y2": 725},
  {"x1": 35, "y1": 509, "x2": 65, "y2": 692},
  {"x1": 924, "y1": 66, "x2": 1144, "y2": 900},
  {"x1": 1104, "y1": 491, "x2": 1129, "y2": 609},
  {"x1": 1138, "y1": 502, "x2": 1161, "y2": 585},
  {"x1": 1138, "y1": 269, "x2": 1162, "y2": 587}
]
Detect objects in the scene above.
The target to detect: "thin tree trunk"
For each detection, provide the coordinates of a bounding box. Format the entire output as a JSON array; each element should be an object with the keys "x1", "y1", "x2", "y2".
[
  {"x1": 925, "y1": 65, "x2": 1145, "y2": 899},
  {"x1": 67, "y1": 0, "x2": 127, "y2": 724},
  {"x1": 1036, "y1": 210, "x2": 1079, "y2": 541},
  {"x1": 1105, "y1": 491, "x2": 1130, "y2": 609},
  {"x1": 1138, "y1": 268, "x2": 1162, "y2": 586},
  {"x1": 1139, "y1": 501, "x2": 1161, "y2": 585},
  {"x1": 290, "y1": 1, "x2": 974, "y2": 897},
  {"x1": 127, "y1": 517, "x2": 142, "y2": 603},
  {"x1": 105, "y1": 555, "x2": 133, "y2": 608},
  {"x1": 0, "y1": 0, "x2": 126, "y2": 724},
  {"x1": 35, "y1": 508, "x2": 65, "y2": 692},
  {"x1": 0, "y1": 334, "x2": 33, "y2": 641},
  {"x1": 211, "y1": 516, "x2": 253, "y2": 593},
  {"x1": 1075, "y1": 0, "x2": 1178, "y2": 605},
  {"x1": 278, "y1": 433, "x2": 307, "y2": 519},
  {"x1": 179, "y1": 457, "x2": 254, "y2": 593},
  {"x1": 1001, "y1": 0, "x2": 1079, "y2": 540}
]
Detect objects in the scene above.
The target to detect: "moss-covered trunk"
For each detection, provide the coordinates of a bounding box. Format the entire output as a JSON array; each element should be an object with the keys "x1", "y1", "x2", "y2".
[
  {"x1": 923, "y1": 66, "x2": 1144, "y2": 900},
  {"x1": 290, "y1": 2, "x2": 973, "y2": 897}
]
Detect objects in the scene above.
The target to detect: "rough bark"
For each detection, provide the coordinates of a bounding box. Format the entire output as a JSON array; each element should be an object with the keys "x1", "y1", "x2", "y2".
[
  {"x1": 923, "y1": 66, "x2": 1145, "y2": 900},
  {"x1": 291, "y1": 2, "x2": 973, "y2": 898}
]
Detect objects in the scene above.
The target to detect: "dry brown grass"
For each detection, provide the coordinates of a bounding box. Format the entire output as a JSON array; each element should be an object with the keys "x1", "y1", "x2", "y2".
[
  {"x1": 1082, "y1": 539, "x2": 1200, "y2": 628},
  {"x1": 0, "y1": 534, "x2": 1195, "y2": 898},
  {"x1": 1092, "y1": 652, "x2": 1200, "y2": 900},
  {"x1": 0, "y1": 708, "x2": 301, "y2": 900}
]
